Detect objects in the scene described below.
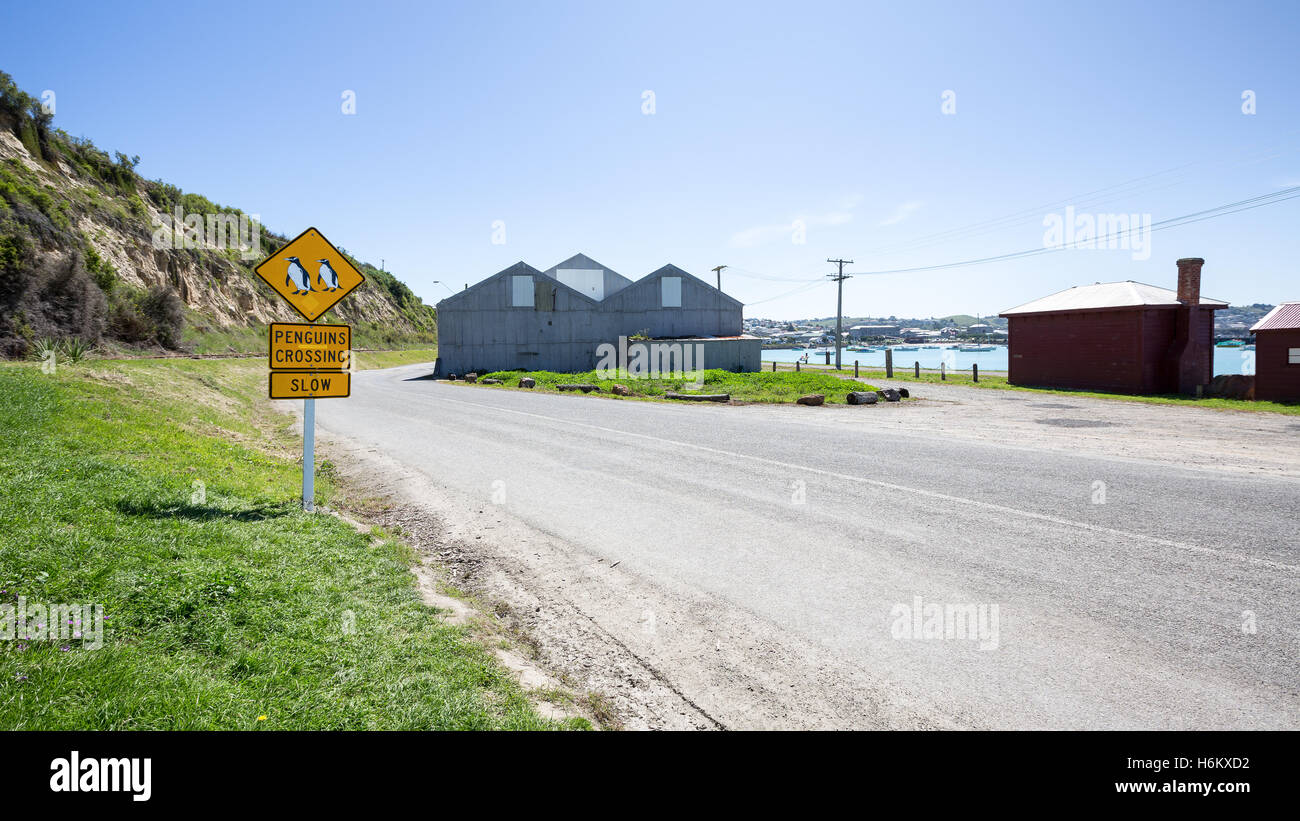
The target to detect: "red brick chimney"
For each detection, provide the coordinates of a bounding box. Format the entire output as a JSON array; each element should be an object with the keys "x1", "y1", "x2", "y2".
[
  {"x1": 1176, "y1": 257, "x2": 1203, "y2": 305},
  {"x1": 1173, "y1": 257, "x2": 1208, "y2": 394}
]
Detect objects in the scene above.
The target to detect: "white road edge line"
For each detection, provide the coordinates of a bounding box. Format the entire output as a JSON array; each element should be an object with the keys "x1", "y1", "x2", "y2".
[{"x1": 424, "y1": 391, "x2": 1298, "y2": 574}]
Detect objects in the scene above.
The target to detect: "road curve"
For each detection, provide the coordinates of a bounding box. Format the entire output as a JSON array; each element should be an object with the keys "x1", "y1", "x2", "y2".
[{"x1": 311, "y1": 363, "x2": 1299, "y2": 729}]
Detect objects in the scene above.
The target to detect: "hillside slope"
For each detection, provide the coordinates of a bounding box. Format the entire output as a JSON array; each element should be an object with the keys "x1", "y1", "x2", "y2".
[{"x1": 0, "y1": 72, "x2": 436, "y2": 357}]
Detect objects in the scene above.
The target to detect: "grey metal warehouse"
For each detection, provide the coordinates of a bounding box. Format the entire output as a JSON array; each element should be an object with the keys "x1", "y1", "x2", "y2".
[{"x1": 434, "y1": 254, "x2": 760, "y2": 375}]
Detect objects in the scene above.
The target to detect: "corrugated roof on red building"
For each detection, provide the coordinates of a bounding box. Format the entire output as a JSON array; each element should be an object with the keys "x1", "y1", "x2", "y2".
[
  {"x1": 1249, "y1": 302, "x2": 1300, "y2": 332},
  {"x1": 1001, "y1": 280, "x2": 1228, "y2": 316}
]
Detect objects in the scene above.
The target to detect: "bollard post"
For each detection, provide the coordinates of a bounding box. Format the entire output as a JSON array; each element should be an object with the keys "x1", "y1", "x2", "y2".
[
  {"x1": 854, "y1": 360, "x2": 859, "y2": 379},
  {"x1": 941, "y1": 361, "x2": 946, "y2": 381},
  {"x1": 885, "y1": 349, "x2": 894, "y2": 379},
  {"x1": 796, "y1": 361, "x2": 800, "y2": 372},
  {"x1": 914, "y1": 361, "x2": 920, "y2": 378},
  {"x1": 772, "y1": 360, "x2": 776, "y2": 372},
  {"x1": 973, "y1": 363, "x2": 979, "y2": 383},
  {"x1": 824, "y1": 351, "x2": 831, "y2": 366}
]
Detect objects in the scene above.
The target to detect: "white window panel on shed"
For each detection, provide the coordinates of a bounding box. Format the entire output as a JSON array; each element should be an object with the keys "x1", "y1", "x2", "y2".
[
  {"x1": 512, "y1": 275, "x2": 534, "y2": 307},
  {"x1": 556, "y1": 268, "x2": 604, "y2": 301},
  {"x1": 1289, "y1": 347, "x2": 1300, "y2": 364},
  {"x1": 661, "y1": 276, "x2": 682, "y2": 308}
]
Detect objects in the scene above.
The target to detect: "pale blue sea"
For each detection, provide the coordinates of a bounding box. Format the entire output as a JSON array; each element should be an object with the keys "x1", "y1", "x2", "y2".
[{"x1": 761, "y1": 345, "x2": 1254, "y2": 376}]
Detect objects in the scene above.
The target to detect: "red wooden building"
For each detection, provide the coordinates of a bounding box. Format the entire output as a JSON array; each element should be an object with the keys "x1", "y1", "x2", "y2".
[
  {"x1": 1250, "y1": 302, "x2": 1300, "y2": 403},
  {"x1": 999, "y1": 258, "x2": 1227, "y2": 394}
]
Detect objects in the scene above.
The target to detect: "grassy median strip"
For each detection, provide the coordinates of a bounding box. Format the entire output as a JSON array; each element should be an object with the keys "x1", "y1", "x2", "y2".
[
  {"x1": 477, "y1": 368, "x2": 878, "y2": 404},
  {"x1": 0, "y1": 358, "x2": 582, "y2": 730}
]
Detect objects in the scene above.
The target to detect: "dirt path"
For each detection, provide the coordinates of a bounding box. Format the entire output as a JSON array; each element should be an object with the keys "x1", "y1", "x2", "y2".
[{"x1": 823, "y1": 380, "x2": 1300, "y2": 479}]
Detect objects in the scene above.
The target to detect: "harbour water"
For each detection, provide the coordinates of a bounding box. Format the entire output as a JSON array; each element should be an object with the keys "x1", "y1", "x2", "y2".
[{"x1": 762, "y1": 345, "x2": 1255, "y2": 376}]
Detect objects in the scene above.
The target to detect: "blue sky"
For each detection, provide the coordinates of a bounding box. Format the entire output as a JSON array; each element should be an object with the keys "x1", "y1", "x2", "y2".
[{"x1": 5, "y1": 0, "x2": 1298, "y2": 319}]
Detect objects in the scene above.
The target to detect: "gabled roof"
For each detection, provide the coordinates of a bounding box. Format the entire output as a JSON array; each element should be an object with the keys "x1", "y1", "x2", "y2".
[
  {"x1": 543, "y1": 252, "x2": 631, "y2": 283},
  {"x1": 610, "y1": 263, "x2": 744, "y2": 309},
  {"x1": 435, "y1": 261, "x2": 601, "y2": 310},
  {"x1": 1000, "y1": 281, "x2": 1229, "y2": 316},
  {"x1": 1250, "y1": 302, "x2": 1300, "y2": 332},
  {"x1": 540, "y1": 252, "x2": 633, "y2": 300}
]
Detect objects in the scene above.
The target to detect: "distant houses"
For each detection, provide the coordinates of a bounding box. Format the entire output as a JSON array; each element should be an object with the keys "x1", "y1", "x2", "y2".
[
  {"x1": 1250, "y1": 302, "x2": 1300, "y2": 402},
  {"x1": 999, "y1": 258, "x2": 1228, "y2": 395},
  {"x1": 434, "y1": 254, "x2": 760, "y2": 376},
  {"x1": 848, "y1": 324, "x2": 900, "y2": 340}
]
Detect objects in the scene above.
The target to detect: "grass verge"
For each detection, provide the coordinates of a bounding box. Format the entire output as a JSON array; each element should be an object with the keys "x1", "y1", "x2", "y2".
[
  {"x1": 0, "y1": 357, "x2": 582, "y2": 729},
  {"x1": 350, "y1": 348, "x2": 438, "y2": 371},
  {"x1": 476, "y1": 368, "x2": 878, "y2": 404}
]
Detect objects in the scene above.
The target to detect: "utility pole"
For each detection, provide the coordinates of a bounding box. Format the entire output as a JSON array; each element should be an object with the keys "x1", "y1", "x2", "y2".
[
  {"x1": 827, "y1": 258, "x2": 853, "y2": 370},
  {"x1": 711, "y1": 264, "x2": 728, "y2": 291}
]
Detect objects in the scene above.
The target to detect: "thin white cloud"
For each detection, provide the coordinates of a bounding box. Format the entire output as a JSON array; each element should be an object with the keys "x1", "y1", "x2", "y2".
[
  {"x1": 878, "y1": 201, "x2": 923, "y2": 227},
  {"x1": 729, "y1": 197, "x2": 858, "y2": 248}
]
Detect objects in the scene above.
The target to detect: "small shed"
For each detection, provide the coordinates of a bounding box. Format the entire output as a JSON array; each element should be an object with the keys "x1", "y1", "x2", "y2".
[
  {"x1": 1250, "y1": 302, "x2": 1300, "y2": 402},
  {"x1": 999, "y1": 258, "x2": 1228, "y2": 394}
]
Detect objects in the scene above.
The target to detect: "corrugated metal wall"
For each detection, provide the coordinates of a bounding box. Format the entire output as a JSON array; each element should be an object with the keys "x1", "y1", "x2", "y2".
[{"x1": 435, "y1": 262, "x2": 754, "y2": 375}]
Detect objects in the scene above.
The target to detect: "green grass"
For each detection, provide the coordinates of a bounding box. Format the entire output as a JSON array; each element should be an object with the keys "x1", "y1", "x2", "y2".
[
  {"x1": 0, "y1": 358, "x2": 582, "y2": 729},
  {"x1": 184, "y1": 322, "x2": 437, "y2": 356},
  {"x1": 768, "y1": 363, "x2": 1300, "y2": 416},
  {"x1": 351, "y1": 349, "x2": 438, "y2": 370},
  {"x1": 476, "y1": 368, "x2": 878, "y2": 404}
]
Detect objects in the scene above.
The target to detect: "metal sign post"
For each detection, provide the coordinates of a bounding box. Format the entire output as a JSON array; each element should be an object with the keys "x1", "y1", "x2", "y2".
[
  {"x1": 266, "y1": 322, "x2": 351, "y2": 512},
  {"x1": 254, "y1": 227, "x2": 364, "y2": 514},
  {"x1": 302, "y1": 397, "x2": 316, "y2": 512}
]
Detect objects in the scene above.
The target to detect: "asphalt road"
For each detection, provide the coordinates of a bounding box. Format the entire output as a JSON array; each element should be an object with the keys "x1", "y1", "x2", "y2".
[{"x1": 315, "y1": 364, "x2": 1299, "y2": 729}]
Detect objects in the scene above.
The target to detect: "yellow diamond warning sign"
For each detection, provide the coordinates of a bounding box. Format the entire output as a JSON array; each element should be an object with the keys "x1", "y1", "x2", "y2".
[
  {"x1": 254, "y1": 227, "x2": 365, "y2": 322},
  {"x1": 269, "y1": 371, "x2": 351, "y2": 400},
  {"x1": 269, "y1": 323, "x2": 351, "y2": 371}
]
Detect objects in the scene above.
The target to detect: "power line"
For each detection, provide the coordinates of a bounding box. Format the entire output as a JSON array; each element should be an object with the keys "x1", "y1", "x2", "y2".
[
  {"x1": 734, "y1": 182, "x2": 1300, "y2": 308},
  {"x1": 861, "y1": 167, "x2": 1193, "y2": 258},
  {"x1": 727, "y1": 265, "x2": 829, "y2": 283},
  {"x1": 853, "y1": 185, "x2": 1300, "y2": 276},
  {"x1": 742, "y1": 278, "x2": 829, "y2": 306},
  {"x1": 859, "y1": 136, "x2": 1300, "y2": 258}
]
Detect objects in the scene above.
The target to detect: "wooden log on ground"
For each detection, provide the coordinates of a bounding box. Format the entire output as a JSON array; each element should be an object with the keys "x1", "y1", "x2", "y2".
[
  {"x1": 846, "y1": 391, "x2": 878, "y2": 405},
  {"x1": 664, "y1": 391, "x2": 730, "y2": 402},
  {"x1": 557, "y1": 383, "x2": 601, "y2": 392}
]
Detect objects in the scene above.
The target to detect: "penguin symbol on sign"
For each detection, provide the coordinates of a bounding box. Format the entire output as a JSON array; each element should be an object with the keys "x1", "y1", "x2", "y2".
[
  {"x1": 284, "y1": 257, "x2": 313, "y2": 295},
  {"x1": 316, "y1": 258, "x2": 340, "y2": 291}
]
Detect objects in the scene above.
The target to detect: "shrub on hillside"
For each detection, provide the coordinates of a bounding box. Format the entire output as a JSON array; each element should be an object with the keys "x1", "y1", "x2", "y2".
[
  {"x1": 84, "y1": 246, "x2": 117, "y2": 293},
  {"x1": 140, "y1": 285, "x2": 184, "y2": 349},
  {"x1": 108, "y1": 294, "x2": 153, "y2": 344},
  {"x1": 19, "y1": 251, "x2": 107, "y2": 344}
]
